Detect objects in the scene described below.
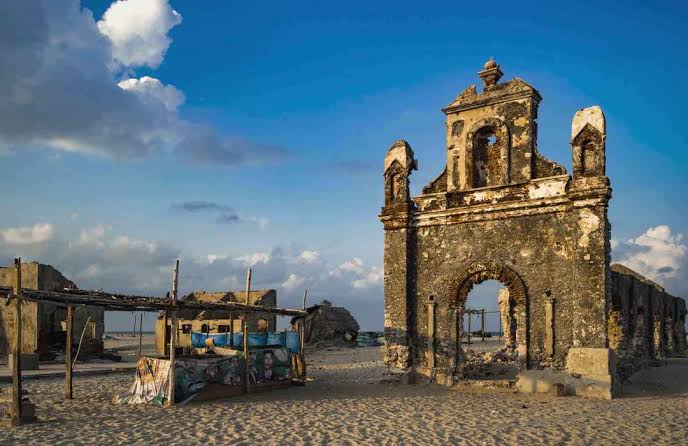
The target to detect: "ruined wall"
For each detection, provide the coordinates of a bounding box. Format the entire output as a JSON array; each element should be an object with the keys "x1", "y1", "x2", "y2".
[
  {"x1": 610, "y1": 264, "x2": 687, "y2": 380},
  {"x1": 381, "y1": 61, "x2": 614, "y2": 385},
  {"x1": 0, "y1": 262, "x2": 104, "y2": 356},
  {"x1": 155, "y1": 290, "x2": 278, "y2": 355},
  {"x1": 408, "y1": 205, "x2": 611, "y2": 372}
]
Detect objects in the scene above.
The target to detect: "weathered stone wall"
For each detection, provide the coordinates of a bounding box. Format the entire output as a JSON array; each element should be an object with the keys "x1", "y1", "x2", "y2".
[
  {"x1": 381, "y1": 61, "x2": 686, "y2": 396},
  {"x1": 381, "y1": 61, "x2": 618, "y2": 392},
  {"x1": 0, "y1": 262, "x2": 104, "y2": 356},
  {"x1": 408, "y1": 205, "x2": 611, "y2": 373},
  {"x1": 610, "y1": 264, "x2": 687, "y2": 380},
  {"x1": 155, "y1": 289, "x2": 278, "y2": 355}
]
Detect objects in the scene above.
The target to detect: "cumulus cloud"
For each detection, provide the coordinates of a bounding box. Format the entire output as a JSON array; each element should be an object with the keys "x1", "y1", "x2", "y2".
[
  {"x1": 0, "y1": 0, "x2": 288, "y2": 165},
  {"x1": 281, "y1": 273, "x2": 305, "y2": 290},
  {"x1": 0, "y1": 224, "x2": 383, "y2": 328},
  {"x1": 0, "y1": 223, "x2": 54, "y2": 245},
  {"x1": 613, "y1": 225, "x2": 687, "y2": 283},
  {"x1": 75, "y1": 224, "x2": 107, "y2": 247},
  {"x1": 298, "y1": 250, "x2": 320, "y2": 263},
  {"x1": 118, "y1": 76, "x2": 184, "y2": 111},
  {"x1": 97, "y1": 0, "x2": 182, "y2": 69},
  {"x1": 172, "y1": 201, "x2": 269, "y2": 227}
]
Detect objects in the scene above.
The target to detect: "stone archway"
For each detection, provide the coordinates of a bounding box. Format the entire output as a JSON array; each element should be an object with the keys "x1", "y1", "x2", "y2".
[{"x1": 452, "y1": 261, "x2": 529, "y2": 370}]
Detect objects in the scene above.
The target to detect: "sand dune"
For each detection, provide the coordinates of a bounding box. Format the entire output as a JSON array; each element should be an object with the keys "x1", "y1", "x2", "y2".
[{"x1": 0, "y1": 347, "x2": 686, "y2": 445}]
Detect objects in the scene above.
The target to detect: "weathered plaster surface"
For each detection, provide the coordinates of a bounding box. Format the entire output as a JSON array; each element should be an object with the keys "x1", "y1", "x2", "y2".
[{"x1": 379, "y1": 61, "x2": 686, "y2": 397}]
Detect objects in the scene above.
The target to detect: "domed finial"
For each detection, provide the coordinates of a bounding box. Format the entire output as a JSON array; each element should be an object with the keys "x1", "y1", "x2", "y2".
[
  {"x1": 484, "y1": 58, "x2": 497, "y2": 70},
  {"x1": 478, "y1": 58, "x2": 503, "y2": 90}
]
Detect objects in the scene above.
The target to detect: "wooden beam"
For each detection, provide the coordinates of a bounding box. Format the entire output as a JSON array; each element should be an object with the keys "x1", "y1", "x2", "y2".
[
  {"x1": 167, "y1": 259, "x2": 179, "y2": 407},
  {"x1": 243, "y1": 268, "x2": 252, "y2": 393},
  {"x1": 65, "y1": 305, "x2": 73, "y2": 400},
  {"x1": 0, "y1": 286, "x2": 306, "y2": 317},
  {"x1": 11, "y1": 258, "x2": 22, "y2": 426}
]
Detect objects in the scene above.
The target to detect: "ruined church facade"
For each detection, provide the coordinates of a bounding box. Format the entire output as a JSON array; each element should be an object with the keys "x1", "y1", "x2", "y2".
[{"x1": 380, "y1": 60, "x2": 686, "y2": 398}]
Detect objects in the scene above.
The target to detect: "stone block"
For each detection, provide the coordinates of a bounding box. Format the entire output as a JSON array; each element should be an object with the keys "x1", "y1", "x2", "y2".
[{"x1": 566, "y1": 347, "x2": 615, "y2": 377}]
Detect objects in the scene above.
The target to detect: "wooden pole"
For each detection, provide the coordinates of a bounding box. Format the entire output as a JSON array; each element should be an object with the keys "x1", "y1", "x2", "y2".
[
  {"x1": 162, "y1": 311, "x2": 168, "y2": 356},
  {"x1": 65, "y1": 305, "x2": 73, "y2": 400},
  {"x1": 167, "y1": 259, "x2": 179, "y2": 407},
  {"x1": 243, "y1": 268, "x2": 252, "y2": 393},
  {"x1": 72, "y1": 314, "x2": 91, "y2": 369},
  {"x1": 138, "y1": 313, "x2": 143, "y2": 356},
  {"x1": 229, "y1": 310, "x2": 234, "y2": 348},
  {"x1": 467, "y1": 309, "x2": 472, "y2": 346},
  {"x1": 481, "y1": 309, "x2": 485, "y2": 342},
  {"x1": 11, "y1": 258, "x2": 22, "y2": 425},
  {"x1": 300, "y1": 289, "x2": 307, "y2": 382}
]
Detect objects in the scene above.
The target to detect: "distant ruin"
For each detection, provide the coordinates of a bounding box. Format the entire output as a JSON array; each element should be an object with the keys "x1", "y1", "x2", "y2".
[
  {"x1": 0, "y1": 262, "x2": 104, "y2": 359},
  {"x1": 155, "y1": 289, "x2": 277, "y2": 355},
  {"x1": 380, "y1": 60, "x2": 687, "y2": 398}
]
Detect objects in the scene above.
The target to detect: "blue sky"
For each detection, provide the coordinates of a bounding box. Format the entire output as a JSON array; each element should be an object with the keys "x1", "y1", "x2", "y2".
[{"x1": 1, "y1": 0, "x2": 687, "y2": 331}]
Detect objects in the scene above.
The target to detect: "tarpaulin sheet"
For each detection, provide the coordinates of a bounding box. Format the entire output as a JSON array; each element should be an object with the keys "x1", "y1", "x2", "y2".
[
  {"x1": 192, "y1": 331, "x2": 301, "y2": 353},
  {"x1": 115, "y1": 348, "x2": 292, "y2": 405}
]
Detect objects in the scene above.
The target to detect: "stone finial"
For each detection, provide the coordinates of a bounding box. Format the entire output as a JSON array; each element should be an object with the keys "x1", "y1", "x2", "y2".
[
  {"x1": 478, "y1": 58, "x2": 503, "y2": 89},
  {"x1": 384, "y1": 140, "x2": 418, "y2": 173},
  {"x1": 571, "y1": 106, "x2": 605, "y2": 142}
]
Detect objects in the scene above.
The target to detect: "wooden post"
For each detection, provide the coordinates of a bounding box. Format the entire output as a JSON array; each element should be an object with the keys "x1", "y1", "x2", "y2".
[
  {"x1": 65, "y1": 305, "x2": 73, "y2": 399},
  {"x1": 229, "y1": 311, "x2": 234, "y2": 348},
  {"x1": 138, "y1": 313, "x2": 143, "y2": 357},
  {"x1": 167, "y1": 259, "x2": 179, "y2": 407},
  {"x1": 243, "y1": 268, "x2": 252, "y2": 393},
  {"x1": 162, "y1": 311, "x2": 168, "y2": 356},
  {"x1": 300, "y1": 289, "x2": 307, "y2": 382},
  {"x1": 11, "y1": 258, "x2": 22, "y2": 425},
  {"x1": 481, "y1": 309, "x2": 485, "y2": 343}
]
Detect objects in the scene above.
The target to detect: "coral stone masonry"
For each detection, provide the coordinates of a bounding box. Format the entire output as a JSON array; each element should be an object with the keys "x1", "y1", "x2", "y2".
[{"x1": 379, "y1": 60, "x2": 686, "y2": 398}]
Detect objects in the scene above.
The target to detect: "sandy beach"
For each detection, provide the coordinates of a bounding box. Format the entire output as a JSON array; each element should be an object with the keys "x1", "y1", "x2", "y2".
[{"x1": 0, "y1": 345, "x2": 687, "y2": 445}]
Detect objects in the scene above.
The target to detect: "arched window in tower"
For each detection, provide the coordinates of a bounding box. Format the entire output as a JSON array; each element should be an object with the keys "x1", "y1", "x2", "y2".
[
  {"x1": 472, "y1": 127, "x2": 499, "y2": 188},
  {"x1": 581, "y1": 140, "x2": 596, "y2": 175},
  {"x1": 389, "y1": 172, "x2": 398, "y2": 201}
]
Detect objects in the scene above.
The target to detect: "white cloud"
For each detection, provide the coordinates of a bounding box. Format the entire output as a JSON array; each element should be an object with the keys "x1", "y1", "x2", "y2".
[
  {"x1": 0, "y1": 223, "x2": 54, "y2": 245},
  {"x1": 352, "y1": 266, "x2": 383, "y2": 289},
  {"x1": 613, "y1": 225, "x2": 687, "y2": 283},
  {"x1": 0, "y1": 226, "x2": 383, "y2": 328},
  {"x1": 76, "y1": 224, "x2": 106, "y2": 247},
  {"x1": 0, "y1": 1, "x2": 288, "y2": 165},
  {"x1": 298, "y1": 250, "x2": 320, "y2": 263},
  {"x1": 97, "y1": 0, "x2": 182, "y2": 69},
  {"x1": 282, "y1": 273, "x2": 305, "y2": 291},
  {"x1": 236, "y1": 252, "x2": 271, "y2": 267},
  {"x1": 338, "y1": 257, "x2": 364, "y2": 274},
  {"x1": 118, "y1": 76, "x2": 184, "y2": 111},
  {"x1": 207, "y1": 254, "x2": 228, "y2": 264}
]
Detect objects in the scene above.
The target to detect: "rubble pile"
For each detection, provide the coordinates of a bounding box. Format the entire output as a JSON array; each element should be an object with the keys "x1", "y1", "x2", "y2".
[
  {"x1": 299, "y1": 300, "x2": 360, "y2": 348},
  {"x1": 459, "y1": 347, "x2": 519, "y2": 380}
]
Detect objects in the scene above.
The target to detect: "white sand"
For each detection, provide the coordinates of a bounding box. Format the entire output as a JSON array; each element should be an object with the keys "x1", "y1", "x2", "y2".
[{"x1": 1, "y1": 347, "x2": 687, "y2": 445}]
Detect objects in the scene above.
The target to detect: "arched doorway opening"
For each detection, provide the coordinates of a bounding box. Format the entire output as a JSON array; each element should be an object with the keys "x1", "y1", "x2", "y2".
[{"x1": 453, "y1": 262, "x2": 528, "y2": 380}]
